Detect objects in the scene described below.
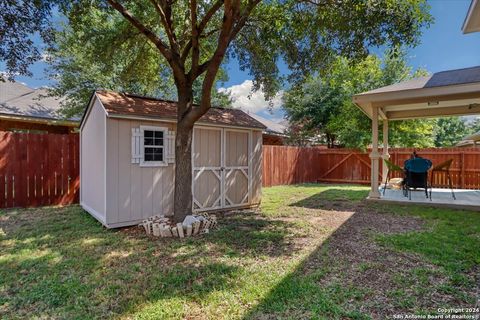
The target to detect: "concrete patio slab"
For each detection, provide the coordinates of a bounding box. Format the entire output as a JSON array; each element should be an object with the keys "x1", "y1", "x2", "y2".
[{"x1": 369, "y1": 187, "x2": 480, "y2": 211}]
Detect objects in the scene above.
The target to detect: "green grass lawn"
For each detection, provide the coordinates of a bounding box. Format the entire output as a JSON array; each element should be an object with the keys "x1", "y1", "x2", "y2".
[{"x1": 1, "y1": 184, "x2": 479, "y2": 319}]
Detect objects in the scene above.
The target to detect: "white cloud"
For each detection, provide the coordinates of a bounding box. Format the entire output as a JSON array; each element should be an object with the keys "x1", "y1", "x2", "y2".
[{"x1": 219, "y1": 80, "x2": 283, "y2": 113}]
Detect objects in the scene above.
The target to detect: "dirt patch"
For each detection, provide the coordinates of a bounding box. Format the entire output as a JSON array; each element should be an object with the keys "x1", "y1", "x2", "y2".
[{"x1": 303, "y1": 208, "x2": 477, "y2": 319}]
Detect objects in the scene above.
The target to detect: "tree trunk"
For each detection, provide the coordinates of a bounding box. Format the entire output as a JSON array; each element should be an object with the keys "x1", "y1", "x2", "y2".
[{"x1": 173, "y1": 120, "x2": 194, "y2": 222}]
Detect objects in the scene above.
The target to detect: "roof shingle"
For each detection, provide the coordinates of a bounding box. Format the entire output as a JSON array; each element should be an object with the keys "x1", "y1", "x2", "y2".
[
  {"x1": 357, "y1": 65, "x2": 480, "y2": 96},
  {"x1": 95, "y1": 91, "x2": 266, "y2": 129},
  {"x1": 0, "y1": 80, "x2": 78, "y2": 121}
]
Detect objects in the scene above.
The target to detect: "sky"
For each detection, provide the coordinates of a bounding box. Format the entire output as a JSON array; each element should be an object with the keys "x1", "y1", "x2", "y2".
[{"x1": 2, "y1": 0, "x2": 480, "y2": 123}]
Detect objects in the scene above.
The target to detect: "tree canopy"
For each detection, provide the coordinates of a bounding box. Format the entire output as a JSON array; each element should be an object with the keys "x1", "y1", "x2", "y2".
[
  {"x1": 2, "y1": 0, "x2": 433, "y2": 221},
  {"x1": 283, "y1": 50, "x2": 439, "y2": 149},
  {"x1": 0, "y1": 1, "x2": 55, "y2": 80},
  {"x1": 47, "y1": 4, "x2": 232, "y2": 118},
  {"x1": 434, "y1": 117, "x2": 470, "y2": 147}
]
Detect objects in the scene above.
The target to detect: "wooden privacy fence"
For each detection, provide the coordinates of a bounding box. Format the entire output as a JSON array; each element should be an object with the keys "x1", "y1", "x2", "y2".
[
  {"x1": 0, "y1": 132, "x2": 79, "y2": 208},
  {"x1": 262, "y1": 145, "x2": 480, "y2": 189},
  {"x1": 1, "y1": 134, "x2": 479, "y2": 208}
]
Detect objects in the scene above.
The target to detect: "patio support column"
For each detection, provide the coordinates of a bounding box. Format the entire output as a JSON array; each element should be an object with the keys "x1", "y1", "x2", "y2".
[
  {"x1": 369, "y1": 105, "x2": 381, "y2": 199},
  {"x1": 381, "y1": 119, "x2": 390, "y2": 180}
]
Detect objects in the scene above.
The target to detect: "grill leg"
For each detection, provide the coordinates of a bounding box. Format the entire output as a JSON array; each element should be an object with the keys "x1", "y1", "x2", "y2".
[
  {"x1": 447, "y1": 170, "x2": 456, "y2": 200},
  {"x1": 429, "y1": 171, "x2": 433, "y2": 201},
  {"x1": 383, "y1": 170, "x2": 390, "y2": 195}
]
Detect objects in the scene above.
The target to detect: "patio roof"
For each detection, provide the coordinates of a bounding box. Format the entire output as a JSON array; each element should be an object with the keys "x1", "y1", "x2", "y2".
[
  {"x1": 353, "y1": 66, "x2": 480, "y2": 204},
  {"x1": 353, "y1": 66, "x2": 480, "y2": 121},
  {"x1": 463, "y1": 0, "x2": 480, "y2": 34}
]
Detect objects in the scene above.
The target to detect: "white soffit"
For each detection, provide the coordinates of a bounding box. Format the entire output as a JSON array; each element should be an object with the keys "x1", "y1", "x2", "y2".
[
  {"x1": 463, "y1": 0, "x2": 480, "y2": 34},
  {"x1": 383, "y1": 97, "x2": 480, "y2": 112}
]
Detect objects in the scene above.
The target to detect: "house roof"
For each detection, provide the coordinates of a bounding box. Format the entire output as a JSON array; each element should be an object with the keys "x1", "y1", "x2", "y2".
[
  {"x1": 353, "y1": 66, "x2": 480, "y2": 120},
  {"x1": 463, "y1": 0, "x2": 480, "y2": 34},
  {"x1": 461, "y1": 130, "x2": 480, "y2": 142},
  {"x1": 94, "y1": 91, "x2": 266, "y2": 129},
  {"x1": 0, "y1": 80, "x2": 78, "y2": 124},
  {"x1": 246, "y1": 113, "x2": 287, "y2": 135},
  {"x1": 358, "y1": 66, "x2": 480, "y2": 96}
]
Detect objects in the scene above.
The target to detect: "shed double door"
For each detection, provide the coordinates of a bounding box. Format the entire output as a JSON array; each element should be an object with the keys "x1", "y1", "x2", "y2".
[{"x1": 192, "y1": 127, "x2": 251, "y2": 211}]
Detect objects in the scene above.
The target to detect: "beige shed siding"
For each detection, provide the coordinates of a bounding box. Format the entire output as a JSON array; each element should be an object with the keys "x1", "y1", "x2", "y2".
[
  {"x1": 105, "y1": 118, "x2": 175, "y2": 226},
  {"x1": 81, "y1": 114, "x2": 263, "y2": 227},
  {"x1": 194, "y1": 127, "x2": 221, "y2": 167},
  {"x1": 225, "y1": 130, "x2": 249, "y2": 166},
  {"x1": 224, "y1": 130, "x2": 249, "y2": 206},
  {"x1": 251, "y1": 130, "x2": 263, "y2": 204},
  {"x1": 80, "y1": 98, "x2": 106, "y2": 221},
  {"x1": 193, "y1": 127, "x2": 222, "y2": 209}
]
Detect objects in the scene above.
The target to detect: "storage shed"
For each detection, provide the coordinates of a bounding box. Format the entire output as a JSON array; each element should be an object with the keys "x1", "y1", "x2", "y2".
[{"x1": 80, "y1": 91, "x2": 265, "y2": 228}]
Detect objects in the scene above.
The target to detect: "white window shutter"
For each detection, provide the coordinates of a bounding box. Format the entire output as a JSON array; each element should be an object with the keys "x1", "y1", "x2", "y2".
[
  {"x1": 166, "y1": 130, "x2": 175, "y2": 164},
  {"x1": 131, "y1": 127, "x2": 142, "y2": 163}
]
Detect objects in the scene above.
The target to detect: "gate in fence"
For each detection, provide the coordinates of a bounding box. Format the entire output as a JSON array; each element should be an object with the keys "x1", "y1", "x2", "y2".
[{"x1": 0, "y1": 132, "x2": 79, "y2": 208}]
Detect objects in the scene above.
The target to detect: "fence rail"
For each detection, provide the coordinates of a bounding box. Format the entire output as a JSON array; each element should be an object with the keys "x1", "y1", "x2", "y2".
[
  {"x1": 262, "y1": 145, "x2": 480, "y2": 189},
  {"x1": 0, "y1": 132, "x2": 79, "y2": 208},
  {"x1": 1, "y1": 132, "x2": 479, "y2": 209}
]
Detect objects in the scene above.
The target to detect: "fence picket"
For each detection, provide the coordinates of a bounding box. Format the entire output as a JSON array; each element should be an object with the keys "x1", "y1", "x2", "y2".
[
  {"x1": 0, "y1": 132, "x2": 478, "y2": 208},
  {"x1": 0, "y1": 132, "x2": 79, "y2": 209},
  {"x1": 262, "y1": 145, "x2": 480, "y2": 189}
]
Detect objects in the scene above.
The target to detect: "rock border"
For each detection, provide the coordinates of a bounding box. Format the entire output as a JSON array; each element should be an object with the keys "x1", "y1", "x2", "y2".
[{"x1": 139, "y1": 213, "x2": 217, "y2": 238}]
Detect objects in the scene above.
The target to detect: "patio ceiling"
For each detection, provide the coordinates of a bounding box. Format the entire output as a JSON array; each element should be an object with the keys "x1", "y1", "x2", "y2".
[
  {"x1": 463, "y1": 0, "x2": 480, "y2": 34},
  {"x1": 353, "y1": 66, "x2": 480, "y2": 121}
]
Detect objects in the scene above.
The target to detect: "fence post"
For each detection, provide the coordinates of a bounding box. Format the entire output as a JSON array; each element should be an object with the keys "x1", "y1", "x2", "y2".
[{"x1": 460, "y1": 151, "x2": 465, "y2": 189}]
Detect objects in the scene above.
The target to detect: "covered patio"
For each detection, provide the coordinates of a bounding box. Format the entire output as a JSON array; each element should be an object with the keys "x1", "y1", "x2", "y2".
[{"x1": 353, "y1": 66, "x2": 480, "y2": 209}]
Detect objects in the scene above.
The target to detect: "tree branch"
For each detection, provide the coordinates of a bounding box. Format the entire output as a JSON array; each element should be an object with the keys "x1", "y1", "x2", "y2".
[
  {"x1": 183, "y1": 0, "x2": 241, "y2": 124},
  {"x1": 149, "y1": 0, "x2": 180, "y2": 54},
  {"x1": 190, "y1": 0, "x2": 200, "y2": 77},
  {"x1": 198, "y1": 0, "x2": 224, "y2": 34},
  {"x1": 106, "y1": 0, "x2": 185, "y2": 83},
  {"x1": 107, "y1": 0, "x2": 169, "y2": 57},
  {"x1": 180, "y1": 0, "x2": 223, "y2": 64}
]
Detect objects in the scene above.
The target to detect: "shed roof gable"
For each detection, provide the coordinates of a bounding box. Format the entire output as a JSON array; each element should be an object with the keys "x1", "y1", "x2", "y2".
[{"x1": 94, "y1": 90, "x2": 266, "y2": 129}]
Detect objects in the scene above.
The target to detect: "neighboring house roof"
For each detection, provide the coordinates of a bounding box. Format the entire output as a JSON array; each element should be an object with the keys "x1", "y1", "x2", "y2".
[
  {"x1": 461, "y1": 130, "x2": 480, "y2": 142},
  {"x1": 0, "y1": 80, "x2": 78, "y2": 124},
  {"x1": 463, "y1": 0, "x2": 480, "y2": 34},
  {"x1": 456, "y1": 129, "x2": 480, "y2": 147},
  {"x1": 246, "y1": 113, "x2": 287, "y2": 135},
  {"x1": 358, "y1": 66, "x2": 480, "y2": 96},
  {"x1": 93, "y1": 91, "x2": 266, "y2": 129}
]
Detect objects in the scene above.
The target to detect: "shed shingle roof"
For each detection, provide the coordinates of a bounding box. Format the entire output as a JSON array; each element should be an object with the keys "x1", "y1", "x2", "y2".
[{"x1": 95, "y1": 91, "x2": 266, "y2": 129}]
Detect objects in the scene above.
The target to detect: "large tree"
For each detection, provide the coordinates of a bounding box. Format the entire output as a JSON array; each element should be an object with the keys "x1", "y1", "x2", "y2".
[
  {"x1": 434, "y1": 117, "x2": 471, "y2": 147},
  {"x1": 283, "y1": 50, "x2": 437, "y2": 149},
  {"x1": 47, "y1": 7, "x2": 232, "y2": 118},
  {"x1": 3, "y1": 0, "x2": 432, "y2": 222},
  {"x1": 0, "y1": 1, "x2": 56, "y2": 79}
]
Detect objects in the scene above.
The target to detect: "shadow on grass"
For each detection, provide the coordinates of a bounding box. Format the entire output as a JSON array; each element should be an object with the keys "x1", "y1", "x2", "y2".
[
  {"x1": 2, "y1": 198, "x2": 478, "y2": 319},
  {"x1": 242, "y1": 210, "x2": 371, "y2": 320},
  {"x1": 0, "y1": 206, "x2": 297, "y2": 318},
  {"x1": 243, "y1": 203, "x2": 480, "y2": 319},
  {"x1": 289, "y1": 188, "x2": 368, "y2": 209}
]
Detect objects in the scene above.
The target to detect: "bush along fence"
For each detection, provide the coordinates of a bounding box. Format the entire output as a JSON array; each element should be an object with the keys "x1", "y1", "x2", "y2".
[
  {"x1": 262, "y1": 145, "x2": 480, "y2": 189},
  {"x1": 0, "y1": 132, "x2": 79, "y2": 208}
]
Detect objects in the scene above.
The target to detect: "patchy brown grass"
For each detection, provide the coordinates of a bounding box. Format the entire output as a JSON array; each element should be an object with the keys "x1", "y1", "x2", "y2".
[{"x1": 1, "y1": 184, "x2": 479, "y2": 319}]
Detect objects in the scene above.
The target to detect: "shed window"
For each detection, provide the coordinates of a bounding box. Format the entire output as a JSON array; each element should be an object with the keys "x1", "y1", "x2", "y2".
[
  {"x1": 139, "y1": 126, "x2": 168, "y2": 166},
  {"x1": 144, "y1": 130, "x2": 164, "y2": 162}
]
